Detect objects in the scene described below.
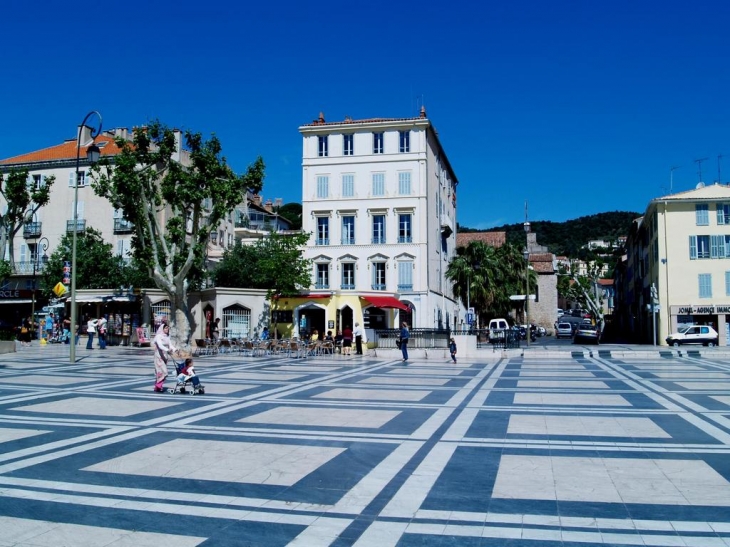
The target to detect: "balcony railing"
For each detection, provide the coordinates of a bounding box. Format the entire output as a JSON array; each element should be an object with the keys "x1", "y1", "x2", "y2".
[
  {"x1": 397, "y1": 284, "x2": 413, "y2": 291},
  {"x1": 66, "y1": 219, "x2": 86, "y2": 233},
  {"x1": 13, "y1": 260, "x2": 48, "y2": 275},
  {"x1": 314, "y1": 282, "x2": 329, "y2": 289},
  {"x1": 371, "y1": 283, "x2": 386, "y2": 291},
  {"x1": 341, "y1": 283, "x2": 355, "y2": 290},
  {"x1": 316, "y1": 238, "x2": 329, "y2": 246},
  {"x1": 398, "y1": 235, "x2": 412, "y2": 243},
  {"x1": 341, "y1": 237, "x2": 355, "y2": 245},
  {"x1": 113, "y1": 218, "x2": 134, "y2": 233},
  {"x1": 371, "y1": 236, "x2": 385, "y2": 244},
  {"x1": 23, "y1": 222, "x2": 42, "y2": 238}
]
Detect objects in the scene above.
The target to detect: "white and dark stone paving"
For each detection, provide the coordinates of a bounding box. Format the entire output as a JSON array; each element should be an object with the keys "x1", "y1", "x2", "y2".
[{"x1": 0, "y1": 344, "x2": 729, "y2": 546}]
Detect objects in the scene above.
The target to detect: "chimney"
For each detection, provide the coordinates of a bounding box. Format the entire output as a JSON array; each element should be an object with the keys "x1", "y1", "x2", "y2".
[
  {"x1": 420, "y1": 105, "x2": 427, "y2": 119},
  {"x1": 77, "y1": 124, "x2": 93, "y2": 145},
  {"x1": 264, "y1": 199, "x2": 273, "y2": 212},
  {"x1": 172, "y1": 129, "x2": 182, "y2": 162},
  {"x1": 252, "y1": 194, "x2": 262, "y2": 206},
  {"x1": 114, "y1": 127, "x2": 129, "y2": 141},
  {"x1": 318, "y1": 112, "x2": 325, "y2": 124}
]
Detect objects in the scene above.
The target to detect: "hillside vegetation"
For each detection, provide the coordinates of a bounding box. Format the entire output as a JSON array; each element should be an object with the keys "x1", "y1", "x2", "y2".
[{"x1": 459, "y1": 211, "x2": 640, "y2": 258}]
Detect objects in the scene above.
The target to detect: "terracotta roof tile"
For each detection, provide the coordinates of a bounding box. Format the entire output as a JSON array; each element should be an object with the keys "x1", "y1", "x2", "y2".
[
  {"x1": 456, "y1": 232, "x2": 506, "y2": 248},
  {"x1": 0, "y1": 135, "x2": 123, "y2": 166}
]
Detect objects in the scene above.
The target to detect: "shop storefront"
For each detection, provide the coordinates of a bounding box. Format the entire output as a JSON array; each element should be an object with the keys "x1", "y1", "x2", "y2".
[{"x1": 669, "y1": 304, "x2": 730, "y2": 346}]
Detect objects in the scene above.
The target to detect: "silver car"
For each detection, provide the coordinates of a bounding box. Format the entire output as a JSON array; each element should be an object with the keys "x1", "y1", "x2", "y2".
[{"x1": 555, "y1": 322, "x2": 573, "y2": 339}]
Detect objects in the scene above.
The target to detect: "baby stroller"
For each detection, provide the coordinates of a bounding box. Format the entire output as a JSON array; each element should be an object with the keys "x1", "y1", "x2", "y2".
[{"x1": 169, "y1": 355, "x2": 205, "y2": 395}]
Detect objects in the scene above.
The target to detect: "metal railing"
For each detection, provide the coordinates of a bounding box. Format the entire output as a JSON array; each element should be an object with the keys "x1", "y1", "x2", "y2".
[
  {"x1": 113, "y1": 218, "x2": 134, "y2": 233},
  {"x1": 374, "y1": 328, "x2": 450, "y2": 349},
  {"x1": 23, "y1": 222, "x2": 42, "y2": 238},
  {"x1": 66, "y1": 219, "x2": 86, "y2": 233}
]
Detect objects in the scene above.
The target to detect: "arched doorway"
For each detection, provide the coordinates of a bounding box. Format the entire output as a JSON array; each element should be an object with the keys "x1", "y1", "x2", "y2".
[
  {"x1": 399, "y1": 302, "x2": 414, "y2": 327},
  {"x1": 297, "y1": 303, "x2": 326, "y2": 339},
  {"x1": 338, "y1": 305, "x2": 354, "y2": 334}
]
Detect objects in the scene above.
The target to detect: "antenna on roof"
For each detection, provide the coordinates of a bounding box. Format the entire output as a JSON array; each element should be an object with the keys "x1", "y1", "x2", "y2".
[
  {"x1": 695, "y1": 157, "x2": 708, "y2": 184},
  {"x1": 670, "y1": 165, "x2": 680, "y2": 193},
  {"x1": 718, "y1": 154, "x2": 724, "y2": 184}
]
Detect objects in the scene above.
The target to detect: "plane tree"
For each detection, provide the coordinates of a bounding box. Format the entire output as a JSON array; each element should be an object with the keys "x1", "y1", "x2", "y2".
[
  {"x1": 0, "y1": 169, "x2": 55, "y2": 278},
  {"x1": 92, "y1": 120, "x2": 264, "y2": 346}
]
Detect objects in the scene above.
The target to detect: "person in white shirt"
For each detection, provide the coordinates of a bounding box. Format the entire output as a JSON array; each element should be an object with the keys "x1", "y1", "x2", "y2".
[
  {"x1": 354, "y1": 322, "x2": 366, "y2": 355},
  {"x1": 86, "y1": 317, "x2": 98, "y2": 350}
]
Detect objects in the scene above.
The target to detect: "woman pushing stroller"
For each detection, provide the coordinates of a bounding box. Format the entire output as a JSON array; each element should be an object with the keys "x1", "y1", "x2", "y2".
[{"x1": 153, "y1": 323, "x2": 177, "y2": 392}]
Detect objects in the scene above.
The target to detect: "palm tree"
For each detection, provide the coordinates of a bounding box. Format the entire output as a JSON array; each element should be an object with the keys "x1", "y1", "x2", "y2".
[{"x1": 446, "y1": 242, "x2": 499, "y2": 326}]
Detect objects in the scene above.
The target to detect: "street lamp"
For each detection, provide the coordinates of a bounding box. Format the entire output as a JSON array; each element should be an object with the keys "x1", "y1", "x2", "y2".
[
  {"x1": 524, "y1": 220, "x2": 531, "y2": 347},
  {"x1": 70, "y1": 112, "x2": 102, "y2": 363},
  {"x1": 30, "y1": 236, "x2": 49, "y2": 340}
]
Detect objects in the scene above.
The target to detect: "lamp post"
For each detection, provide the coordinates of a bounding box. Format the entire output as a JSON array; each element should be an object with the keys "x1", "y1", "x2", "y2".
[
  {"x1": 524, "y1": 220, "x2": 531, "y2": 347},
  {"x1": 70, "y1": 111, "x2": 102, "y2": 363},
  {"x1": 30, "y1": 236, "x2": 49, "y2": 340}
]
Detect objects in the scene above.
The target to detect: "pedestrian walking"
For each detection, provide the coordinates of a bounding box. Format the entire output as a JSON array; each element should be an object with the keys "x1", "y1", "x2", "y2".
[
  {"x1": 342, "y1": 325, "x2": 353, "y2": 355},
  {"x1": 399, "y1": 322, "x2": 410, "y2": 362},
  {"x1": 97, "y1": 316, "x2": 108, "y2": 349},
  {"x1": 449, "y1": 337, "x2": 457, "y2": 363},
  {"x1": 153, "y1": 323, "x2": 177, "y2": 392}
]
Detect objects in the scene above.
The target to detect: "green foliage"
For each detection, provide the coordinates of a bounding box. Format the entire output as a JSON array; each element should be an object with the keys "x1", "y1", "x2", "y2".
[
  {"x1": 276, "y1": 202, "x2": 302, "y2": 230},
  {"x1": 39, "y1": 228, "x2": 152, "y2": 294},
  {"x1": 212, "y1": 232, "x2": 312, "y2": 299},
  {"x1": 0, "y1": 260, "x2": 11, "y2": 281},
  {"x1": 446, "y1": 241, "x2": 536, "y2": 323}
]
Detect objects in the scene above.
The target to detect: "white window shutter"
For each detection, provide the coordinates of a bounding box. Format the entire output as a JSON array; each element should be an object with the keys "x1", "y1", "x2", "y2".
[
  {"x1": 77, "y1": 201, "x2": 85, "y2": 219},
  {"x1": 69, "y1": 172, "x2": 75, "y2": 188}
]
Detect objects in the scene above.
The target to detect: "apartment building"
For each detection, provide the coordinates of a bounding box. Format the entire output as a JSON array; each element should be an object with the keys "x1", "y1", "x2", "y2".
[
  {"x1": 275, "y1": 108, "x2": 459, "y2": 338},
  {"x1": 614, "y1": 183, "x2": 730, "y2": 345}
]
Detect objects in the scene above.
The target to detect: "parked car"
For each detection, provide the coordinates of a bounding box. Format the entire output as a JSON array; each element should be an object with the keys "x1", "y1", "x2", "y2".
[
  {"x1": 573, "y1": 323, "x2": 600, "y2": 344},
  {"x1": 665, "y1": 325, "x2": 719, "y2": 347},
  {"x1": 555, "y1": 322, "x2": 574, "y2": 339}
]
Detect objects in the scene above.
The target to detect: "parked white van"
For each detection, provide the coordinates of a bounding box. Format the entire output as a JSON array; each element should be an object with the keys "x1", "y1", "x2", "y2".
[{"x1": 488, "y1": 318, "x2": 510, "y2": 343}]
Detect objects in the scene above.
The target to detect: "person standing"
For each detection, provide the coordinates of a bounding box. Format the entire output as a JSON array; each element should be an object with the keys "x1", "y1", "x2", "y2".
[
  {"x1": 399, "y1": 322, "x2": 410, "y2": 363},
  {"x1": 212, "y1": 317, "x2": 221, "y2": 341},
  {"x1": 153, "y1": 323, "x2": 177, "y2": 392},
  {"x1": 86, "y1": 317, "x2": 98, "y2": 349},
  {"x1": 19, "y1": 317, "x2": 32, "y2": 347},
  {"x1": 342, "y1": 325, "x2": 353, "y2": 356},
  {"x1": 354, "y1": 322, "x2": 365, "y2": 355},
  {"x1": 45, "y1": 313, "x2": 55, "y2": 342},
  {"x1": 97, "y1": 315, "x2": 108, "y2": 349}
]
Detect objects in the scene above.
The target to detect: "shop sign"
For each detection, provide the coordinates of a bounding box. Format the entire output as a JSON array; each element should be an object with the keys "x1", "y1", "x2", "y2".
[{"x1": 674, "y1": 305, "x2": 730, "y2": 315}]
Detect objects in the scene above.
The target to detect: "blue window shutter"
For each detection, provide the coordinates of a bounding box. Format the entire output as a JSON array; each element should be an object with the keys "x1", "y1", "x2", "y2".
[
  {"x1": 717, "y1": 204, "x2": 725, "y2": 225},
  {"x1": 689, "y1": 235, "x2": 697, "y2": 259},
  {"x1": 711, "y1": 235, "x2": 722, "y2": 258}
]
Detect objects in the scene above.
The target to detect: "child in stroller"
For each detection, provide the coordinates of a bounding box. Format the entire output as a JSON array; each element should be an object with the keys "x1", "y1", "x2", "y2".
[{"x1": 171, "y1": 357, "x2": 205, "y2": 395}]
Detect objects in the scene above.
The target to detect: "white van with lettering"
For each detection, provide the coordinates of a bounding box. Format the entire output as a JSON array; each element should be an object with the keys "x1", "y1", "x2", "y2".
[{"x1": 488, "y1": 318, "x2": 510, "y2": 343}]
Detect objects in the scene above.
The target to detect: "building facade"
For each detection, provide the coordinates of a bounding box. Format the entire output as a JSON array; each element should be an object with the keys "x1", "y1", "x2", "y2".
[
  {"x1": 288, "y1": 108, "x2": 459, "y2": 337},
  {"x1": 614, "y1": 183, "x2": 730, "y2": 345}
]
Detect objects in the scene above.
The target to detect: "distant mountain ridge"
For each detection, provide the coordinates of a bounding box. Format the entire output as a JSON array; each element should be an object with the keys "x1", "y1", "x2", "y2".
[{"x1": 458, "y1": 211, "x2": 640, "y2": 257}]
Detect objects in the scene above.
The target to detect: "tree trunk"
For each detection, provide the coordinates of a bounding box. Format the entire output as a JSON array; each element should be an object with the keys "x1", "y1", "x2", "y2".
[{"x1": 168, "y1": 284, "x2": 195, "y2": 352}]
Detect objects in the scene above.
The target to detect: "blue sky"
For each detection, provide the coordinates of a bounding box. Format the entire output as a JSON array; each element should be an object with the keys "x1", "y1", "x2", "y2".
[{"x1": 2, "y1": 0, "x2": 730, "y2": 229}]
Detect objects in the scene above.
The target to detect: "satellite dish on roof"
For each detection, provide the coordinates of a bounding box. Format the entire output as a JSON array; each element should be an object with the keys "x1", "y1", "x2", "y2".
[{"x1": 696, "y1": 182, "x2": 706, "y2": 189}]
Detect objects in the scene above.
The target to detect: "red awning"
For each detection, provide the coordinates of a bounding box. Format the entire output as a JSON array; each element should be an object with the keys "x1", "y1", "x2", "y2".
[{"x1": 361, "y1": 296, "x2": 410, "y2": 311}]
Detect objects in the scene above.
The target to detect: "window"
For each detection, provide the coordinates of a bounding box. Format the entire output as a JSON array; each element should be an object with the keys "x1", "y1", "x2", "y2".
[
  {"x1": 718, "y1": 203, "x2": 730, "y2": 225},
  {"x1": 343, "y1": 134, "x2": 354, "y2": 156},
  {"x1": 711, "y1": 235, "x2": 728, "y2": 258},
  {"x1": 399, "y1": 130, "x2": 410, "y2": 153},
  {"x1": 318, "y1": 135, "x2": 328, "y2": 157},
  {"x1": 342, "y1": 174, "x2": 354, "y2": 197},
  {"x1": 398, "y1": 172, "x2": 411, "y2": 195},
  {"x1": 372, "y1": 173, "x2": 385, "y2": 196},
  {"x1": 68, "y1": 171, "x2": 86, "y2": 188},
  {"x1": 316, "y1": 175, "x2": 329, "y2": 198},
  {"x1": 341, "y1": 215, "x2": 355, "y2": 245},
  {"x1": 372, "y1": 262, "x2": 386, "y2": 290},
  {"x1": 32, "y1": 174, "x2": 45, "y2": 189},
  {"x1": 699, "y1": 273, "x2": 712, "y2": 298},
  {"x1": 726, "y1": 271, "x2": 730, "y2": 296},
  {"x1": 152, "y1": 300, "x2": 172, "y2": 331},
  {"x1": 341, "y1": 263, "x2": 355, "y2": 289},
  {"x1": 316, "y1": 264, "x2": 329, "y2": 289},
  {"x1": 689, "y1": 235, "x2": 711, "y2": 259},
  {"x1": 398, "y1": 214, "x2": 412, "y2": 243},
  {"x1": 372, "y1": 214, "x2": 385, "y2": 244},
  {"x1": 316, "y1": 217, "x2": 329, "y2": 245},
  {"x1": 398, "y1": 261, "x2": 413, "y2": 291},
  {"x1": 373, "y1": 132, "x2": 384, "y2": 154},
  {"x1": 696, "y1": 204, "x2": 709, "y2": 225},
  {"x1": 223, "y1": 305, "x2": 251, "y2": 339}
]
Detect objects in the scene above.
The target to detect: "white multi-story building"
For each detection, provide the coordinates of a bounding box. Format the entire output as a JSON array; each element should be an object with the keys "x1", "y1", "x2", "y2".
[
  {"x1": 278, "y1": 108, "x2": 459, "y2": 338},
  {"x1": 615, "y1": 183, "x2": 730, "y2": 345}
]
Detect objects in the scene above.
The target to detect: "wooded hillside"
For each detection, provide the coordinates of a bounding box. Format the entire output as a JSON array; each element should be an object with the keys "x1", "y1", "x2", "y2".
[{"x1": 458, "y1": 211, "x2": 640, "y2": 257}]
